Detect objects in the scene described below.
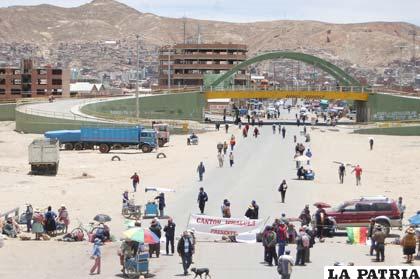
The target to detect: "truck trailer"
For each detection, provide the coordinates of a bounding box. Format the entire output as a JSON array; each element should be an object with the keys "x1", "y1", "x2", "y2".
[
  {"x1": 45, "y1": 126, "x2": 157, "y2": 153},
  {"x1": 28, "y1": 138, "x2": 60, "y2": 175}
]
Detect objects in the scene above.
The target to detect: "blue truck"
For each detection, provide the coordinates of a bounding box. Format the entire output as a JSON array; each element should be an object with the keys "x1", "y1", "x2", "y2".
[{"x1": 44, "y1": 126, "x2": 157, "y2": 153}]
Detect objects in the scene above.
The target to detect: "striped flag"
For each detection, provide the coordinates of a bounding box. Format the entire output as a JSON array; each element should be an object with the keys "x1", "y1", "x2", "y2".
[{"x1": 346, "y1": 227, "x2": 368, "y2": 244}]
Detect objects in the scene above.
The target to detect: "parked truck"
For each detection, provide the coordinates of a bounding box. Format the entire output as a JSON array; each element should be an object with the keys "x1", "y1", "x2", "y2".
[
  {"x1": 153, "y1": 123, "x2": 170, "y2": 147},
  {"x1": 45, "y1": 126, "x2": 157, "y2": 153},
  {"x1": 28, "y1": 138, "x2": 60, "y2": 175}
]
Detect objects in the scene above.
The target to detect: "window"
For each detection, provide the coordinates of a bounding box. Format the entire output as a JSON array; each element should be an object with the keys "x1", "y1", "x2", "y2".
[
  {"x1": 11, "y1": 89, "x2": 21, "y2": 95},
  {"x1": 38, "y1": 79, "x2": 48, "y2": 85},
  {"x1": 37, "y1": 89, "x2": 47, "y2": 95},
  {"x1": 355, "y1": 203, "x2": 372, "y2": 211},
  {"x1": 0, "y1": 88, "x2": 5, "y2": 94},
  {"x1": 13, "y1": 79, "x2": 21, "y2": 85},
  {"x1": 52, "y1": 79, "x2": 62, "y2": 85},
  {"x1": 0, "y1": 69, "x2": 5, "y2": 74},
  {"x1": 13, "y1": 69, "x2": 21, "y2": 75},
  {"x1": 37, "y1": 69, "x2": 47, "y2": 75},
  {"x1": 343, "y1": 204, "x2": 356, "y2": 212},
  {"x1": 372, "y1": 203, "x2": 392, "y2": 211},
  {"x1": 52, "y1": 69, "x2": 62, "y2": 75},
  {"x1": 0, "y1": 79, "x2": 5, "y2": 85}
]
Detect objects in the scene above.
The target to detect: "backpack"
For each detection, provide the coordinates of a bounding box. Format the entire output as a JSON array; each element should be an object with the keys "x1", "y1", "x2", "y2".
[{"x1": 302, "y1": 234, "x2": 310, "y2": 248}]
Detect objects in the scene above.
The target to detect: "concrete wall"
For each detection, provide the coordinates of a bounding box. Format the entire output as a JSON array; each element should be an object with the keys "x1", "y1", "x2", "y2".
[
  {"x1": 368, "y1": 93, "x2": 420, "y2": 121},
  {"x1": 0, "y1": 103, "x2": 16, "y2": 121},
  {"x1": 15, "y1": 110, "x2": 123, "y2": 134},
  {"x1": 81, "y1": 92, "x2": 205, "y2": 122},
  {"x1": 354, "y1": 125, "x2": 420, "y2": 136}
]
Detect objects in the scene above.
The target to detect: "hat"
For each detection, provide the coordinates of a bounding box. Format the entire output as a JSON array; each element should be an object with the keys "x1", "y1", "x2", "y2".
[
  {"x1": 406, "y1": 227, "x2": 415, "y2": 234},
  {"x1": 61, "y1": 204, "x2": 66, "y2": 208}
]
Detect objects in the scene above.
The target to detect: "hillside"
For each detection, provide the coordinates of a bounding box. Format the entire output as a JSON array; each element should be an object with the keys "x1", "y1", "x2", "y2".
[{"x1": 0, "y1": 0, "x2": 419, "y2": 69}]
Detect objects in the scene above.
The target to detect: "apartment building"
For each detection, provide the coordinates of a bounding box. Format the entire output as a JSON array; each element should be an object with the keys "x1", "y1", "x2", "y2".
[
  {"x1": 0, "y1": 59, "x2": 70, "y2": 100},
  {"x1": 158, "y1": 43, "x2": 248, "y2": 88}
]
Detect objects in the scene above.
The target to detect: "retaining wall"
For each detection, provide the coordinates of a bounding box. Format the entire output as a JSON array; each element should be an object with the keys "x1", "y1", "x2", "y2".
[
  {"x1": 0, "y1": 103, "x2": 16, "y2": 121},
  {"x1": 354, "y1": 125, "x2": 420, "y2": 136},
  {"x1": 368, "y1": 93, "x2": 420, "y2": 121}
]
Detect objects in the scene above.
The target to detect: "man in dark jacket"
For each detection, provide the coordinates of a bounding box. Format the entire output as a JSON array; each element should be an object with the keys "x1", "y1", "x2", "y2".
[
  {"x1": 373, "y1": 226, "x2": 386, "y2": 262},
  {"x1": 149, "y1": 219, "x2": 162, "y2": 258},
  {"x1": 163, "y1": 218, "x2": 176, "y2": 255},
  {"x1": 154, "y1": 193, "x2": 166, "y2": 217},
  {"x1": 177, "y1": 231, "x2": 195, "y2": 276},
  {"x1": 197, "y1": 187, "x2": 208, "y2": 214},
  {"x1": 245, "y1": 205, "x2": 256, "y2": 219},
  {"x1": 197, "y1": 162, "x2": 205, "y2": 181},
  {"x1": 251, "y1": 200, "x2": 259, "y2": 219},
  {"x1": 263, "y1": 226, "x2": 278, "y2": 266}
]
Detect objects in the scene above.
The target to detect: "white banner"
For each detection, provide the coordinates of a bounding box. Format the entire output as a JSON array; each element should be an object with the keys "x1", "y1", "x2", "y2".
[{"x1": 187, "y1": 214, "x2": 263, "y2": 239}]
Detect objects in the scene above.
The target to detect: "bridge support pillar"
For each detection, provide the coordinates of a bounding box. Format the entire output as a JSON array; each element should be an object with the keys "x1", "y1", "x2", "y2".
[{"x1": 354, "y1": 101, "x2": 369, "y2": 123}]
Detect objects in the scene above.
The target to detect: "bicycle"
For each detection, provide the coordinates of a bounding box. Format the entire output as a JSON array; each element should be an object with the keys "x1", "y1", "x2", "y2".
[{"x1": 70, "y1": 219, "x2": 99, "y2": 241}]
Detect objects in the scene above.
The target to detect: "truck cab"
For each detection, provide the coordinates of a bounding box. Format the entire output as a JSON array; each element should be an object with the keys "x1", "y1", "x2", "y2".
[
  {"x1": 153, "y1": 123, "x2": 170, "y2": 147},
  {"x1": 139, "y1": 129, "x2": 158, "y2": 153}
]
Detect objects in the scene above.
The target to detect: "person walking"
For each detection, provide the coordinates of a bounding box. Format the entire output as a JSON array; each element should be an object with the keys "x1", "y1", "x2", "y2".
[
  {"x1": 149, "y1": 219, "x2": 162, "y2": 258},
  {"x1": 229, "y1": 152, "x2": 234, "y2": 167},
  {"x1": 338, "y1": 164, "x2": 346, "y2": 184},
  {"x1": 221, "y1": 199, "x2": 231, "y2": 218},
  {"x1": 278, "y1": 250, "x2": 294, "y2": 279},
  {"x1": 278, "y1": 180, "x2": 288, "y2": 203},
  {"x1": 293, "y1": 135, "x2": 297, "y2": 143},
  {"x1": 25, "y1": 203, "x2": 33, "y2": 233},
  {"x1": 58, "y1": 204, "x2": 70, "y2": 233},
  {"x1": 253, "y1": 127, "x2": 259, "y2": 138},
  {"x1": 197, "y1": 162, "x2": 205, "y2": 181},
  {"x1": 373, "y1": 225, "x2": 386, "y2": 262},
  {"x1": 272, "y1": 124, "x2": 276, "y2": 134},
  {"x1": 217, "y1": 153, "x2": 224, "y2": 167},
  {"x1": 154, "y1": 193, "x2": 166, "y2": 217},
  {"x1": 130, "y1": 172, "x2": 140, "y2": 192},
  {"x1": 397, "y1": 197, "x2": 406, "y2": 224},
  {"x1": 215, "y1": 122, "x2": 220, "y2": 131},
  {"x1": 369, "y1": 137, "x2": 374, "y2": 150},
  {"x1": 303, "y1": 226, "x2": 315, "y2": 263},
  {"x1": 223, "y1": 141, "x2": 228, "y2": 155},
  {"x1": 263, "y1": 226, "x2": 278, "y2": 266},
  {"x1": 368, "y1": 219, "x2": 377, "y2": 256},
  {"x1": 299, "y1": 205, "x2": 311, "y2": 226},
  {"x1": 277, "y1": 222, "x2": 288, "y2": 257},
  {"x1": 230, "y1": 137, "x2": 236, "y2": 151},
  {"x1": 351, "y1": 165, "x2": 363, "y2": 186},
  {"x1": 401, "y1": 227, "x2": 417, "y2": 263},
  {"x1": 177, "y1": 231, "x2": 194, "y2": 276},
  {"x1": 281, "y1": 127, "x2": 286, "y2": 139},
  {"x1": 90, "y1": 238, "x2": 102, "y2": 275},
  {"x1": 305, "y1": 149, "x2": 312, "y2": 165},
  {"x1": 163, "y1": 218, "x2": 176, "y2": 255},
  {"x1": 295, "y1": 228, "x2": 308, "y2": 266},
  {"x1": 315, "y1": 206, "x2": 326, "y2": 240},
  {"x1": 197, "y1": 187, "x2": 208, "y2": 214},
  {"x1": 225, "y1": 123, "x2": 229, "y2": 133},
  {"x1": 217, "y1": 142, "x2": 223, "y2": 154}
]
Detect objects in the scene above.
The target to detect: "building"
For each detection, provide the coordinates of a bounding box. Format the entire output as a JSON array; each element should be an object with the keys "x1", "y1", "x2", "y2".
[
  {"x1": 70, "y1": 82, "x2": 106, "y2": 96},
  {"x1": 158, "y1": 43, "x2": 248, "y2": 88},
  {"x1": 0, "y1": 59, "x2": 70, "y2": 100}
]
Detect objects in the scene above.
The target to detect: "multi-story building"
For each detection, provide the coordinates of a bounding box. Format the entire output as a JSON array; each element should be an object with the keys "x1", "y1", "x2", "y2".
[
  {"x1": 0, "y1": 59, "x2": 70, "y2": 100},
  {"x1": 158, "y1": 43, "x2": 248, "y2": 88}
]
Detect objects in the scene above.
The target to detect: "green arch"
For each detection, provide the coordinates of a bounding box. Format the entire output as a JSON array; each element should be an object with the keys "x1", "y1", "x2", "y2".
[{"x1": 209, "y1": 51, "x2": 360, "y2": 88}]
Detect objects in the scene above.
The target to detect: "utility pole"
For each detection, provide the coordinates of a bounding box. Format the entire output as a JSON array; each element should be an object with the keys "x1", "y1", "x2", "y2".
[
  {"x1": 408, "y1": 30, "x2": 418, "y2": 84},
  {"x1": 135, "y1": 34, "x2": 140, "y2": 118}
]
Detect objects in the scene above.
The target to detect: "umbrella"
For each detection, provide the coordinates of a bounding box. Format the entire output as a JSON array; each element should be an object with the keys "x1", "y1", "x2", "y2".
[
  {"x1": 93, "y1": 214, "x2": 112, "y2": 223},
  {"x1": 294, "y1": 155, "x2": 311, "y2": 162},
  {"x1": 313, "y1": 202, "x2": 331, "y2": 208},
  {"x1": 123, "y1": 228, "x2": 160, "y2": 244},
  {"x1": 408, "y1": 213, "x2": 420, "y2": 226}
]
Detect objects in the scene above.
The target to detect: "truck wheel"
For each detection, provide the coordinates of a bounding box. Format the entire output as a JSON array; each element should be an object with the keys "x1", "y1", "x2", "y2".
[
  {"x1": 158, "y1": 139, "x2": 164, "y2": 147},
  {"x1": 99, "y1": 144, "x2": 110, "y2": 153},
  {"x1": 74, "y1": 143, "x2": 83, "y2": 150},
  {"x1": 141, "y1": 144, "x2": 152, "y2": 153},
  {"x1": 64, "y1": 143, "x2": 74, "y2": 150},
  {"x1": 83, "y1": 143, "x2": 94, "y2": 150}
]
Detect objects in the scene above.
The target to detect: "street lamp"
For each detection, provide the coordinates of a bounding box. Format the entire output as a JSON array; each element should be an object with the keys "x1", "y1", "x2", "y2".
[{"x1": 135, "y1": 34, "x2": 140, "y2": 118}]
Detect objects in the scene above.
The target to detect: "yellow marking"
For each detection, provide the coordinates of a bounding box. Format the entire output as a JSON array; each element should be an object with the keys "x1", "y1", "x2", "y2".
[{"x1": 204, "y1": 90, "x2": 369, "y2": 101}]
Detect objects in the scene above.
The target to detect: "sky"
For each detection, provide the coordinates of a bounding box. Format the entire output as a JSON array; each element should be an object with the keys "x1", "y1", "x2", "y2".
[{"x1": 1, "y1": 0, "x2": 420, "y2": 26}]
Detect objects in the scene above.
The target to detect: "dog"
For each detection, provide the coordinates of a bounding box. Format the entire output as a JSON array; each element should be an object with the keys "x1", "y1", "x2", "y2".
[{"x1": 191, "y1": 267, "x2": 211, "y2": 279}]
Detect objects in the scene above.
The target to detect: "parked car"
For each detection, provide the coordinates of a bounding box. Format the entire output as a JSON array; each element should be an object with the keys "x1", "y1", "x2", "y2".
[{"x1": 325, "y1": 196, "x2": 402, "y2": 236}]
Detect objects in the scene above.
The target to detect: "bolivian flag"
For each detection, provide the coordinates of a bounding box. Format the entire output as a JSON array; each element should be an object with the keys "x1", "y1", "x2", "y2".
[{"x1": 346, "y1": 227, "x2": 368, "y2": 244}]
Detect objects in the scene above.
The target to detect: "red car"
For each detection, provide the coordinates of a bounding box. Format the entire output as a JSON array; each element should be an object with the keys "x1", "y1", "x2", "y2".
[{"x1": 326, "y1": 196, "x2": 402, "y2": 235}]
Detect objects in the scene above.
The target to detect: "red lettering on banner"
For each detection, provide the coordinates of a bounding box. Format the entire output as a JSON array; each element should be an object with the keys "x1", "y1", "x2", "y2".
[
  {"x1": 225, "y1": 220, "x2": 256, "y2": 227},
  {"x1": 210, "y1": 229, "x2": 237, "y2": 236},
  {"x1": 196, "y1": 217, "x2": 222, "y2": 225}
]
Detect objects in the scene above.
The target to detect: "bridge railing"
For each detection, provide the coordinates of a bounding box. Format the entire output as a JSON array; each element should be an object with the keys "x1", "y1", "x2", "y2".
[{"x1": 206, "y1": 85, "x2": 372, "y2": 93}]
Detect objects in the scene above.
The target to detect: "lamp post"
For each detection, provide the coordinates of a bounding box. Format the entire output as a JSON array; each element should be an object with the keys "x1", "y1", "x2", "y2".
[{"x1": 135, "y1": 34, "x2": 140, "y2": 118}]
